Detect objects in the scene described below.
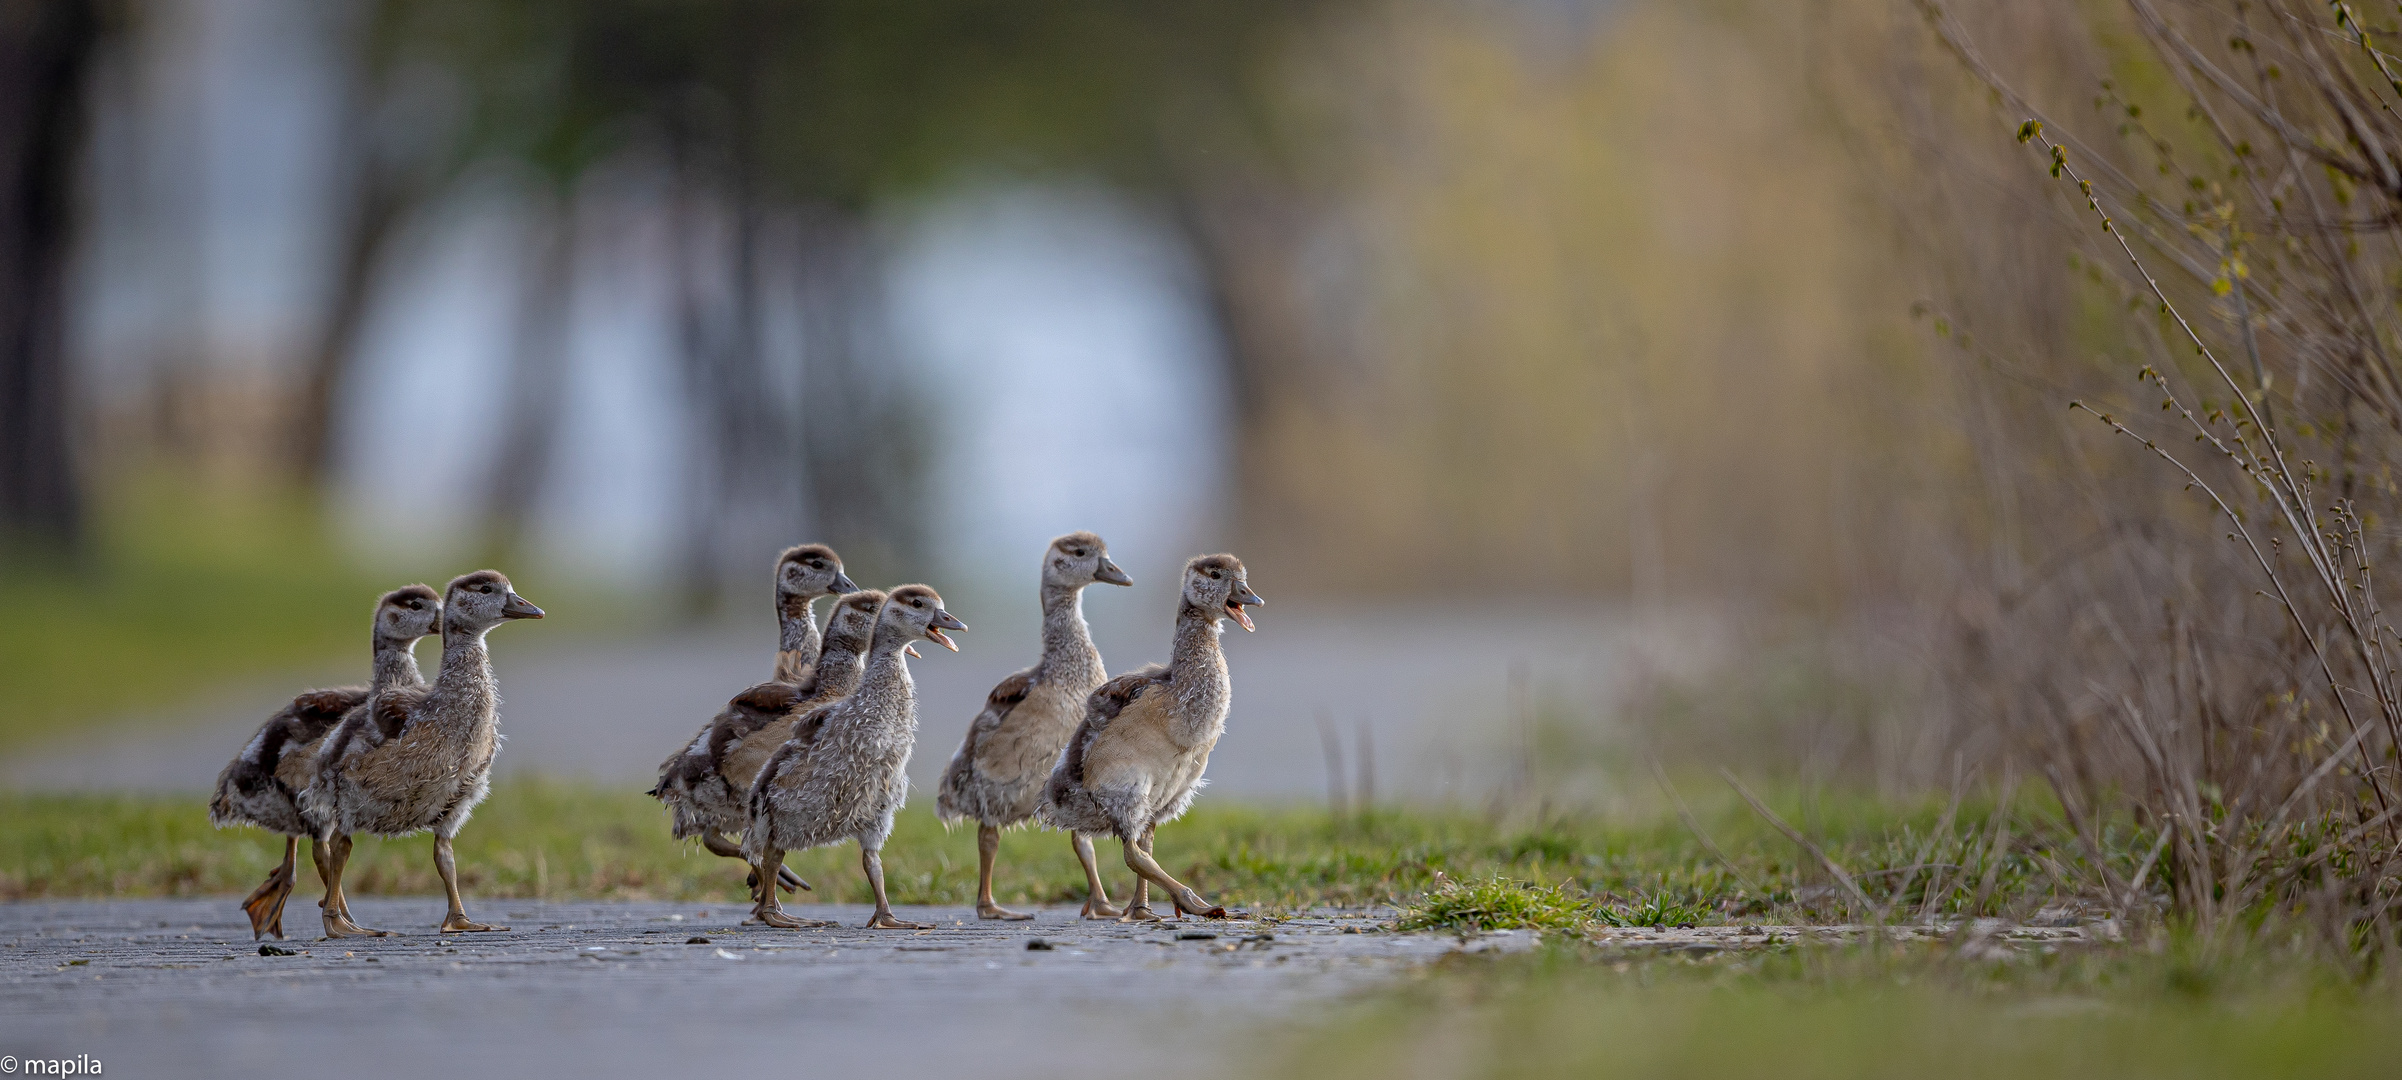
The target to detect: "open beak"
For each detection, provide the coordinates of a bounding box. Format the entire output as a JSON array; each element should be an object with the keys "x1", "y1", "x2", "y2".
[
  {"x1": 925, "y1": 608, "x2": 967, "y2": 652},
  {"x1": 502, "y1": 593, "x2": 545, "y2": 620},
  {"x1": 1225, "y1": 583, "x2": 1262, "y2": 632},
  {"x1": 1094, "y1": 556, "x2": 1133, "y2": 587},
  {"x1": 831, "y1": 571, "x2": 860, "y2": 595}
]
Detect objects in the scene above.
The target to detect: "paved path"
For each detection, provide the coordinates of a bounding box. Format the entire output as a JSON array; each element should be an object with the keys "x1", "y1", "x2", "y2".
[
  {"x1": 2, "y1": 602, "x2": 1714, "y2": 799},
  {"x1": 0, "y1": 899, "x2": 1531, "y2": 1079}
]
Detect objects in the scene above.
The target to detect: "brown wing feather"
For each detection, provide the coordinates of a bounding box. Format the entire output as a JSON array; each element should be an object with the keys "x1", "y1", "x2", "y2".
[
  {"x1": 958, "y1": 668, "x2": 1035, "y2": 764},
  {"x1": 786, "y1": 700, "x2": 839, "y2": 753},
  {"x1": 681, "y1": 682, "x2": 795, "y2": 778},
  {"x1": 1063, "y1": 664, "x2": 1167, "y2": 785},
  {"x1": 372, "y1": 689, "x2": 421, "y2": 743},
  {"x1": 263, "y1": 687, "x2": 366, "y2": 777}
]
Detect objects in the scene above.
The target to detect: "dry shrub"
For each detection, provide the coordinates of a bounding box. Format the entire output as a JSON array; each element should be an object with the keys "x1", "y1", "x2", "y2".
[{"x1": 1897, "y1": 0, "x2": 2402, "y2": 960}]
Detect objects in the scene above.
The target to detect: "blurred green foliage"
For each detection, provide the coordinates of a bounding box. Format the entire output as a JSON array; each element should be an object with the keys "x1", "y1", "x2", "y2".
[
  {"x1": 0, "y1": 479, "x2": 388, "y2": 751},
  {"x1": 370, "y1": 0, "x2": 1327, "y2": 204},
  {"x1": 0, "y1": 477, "x2": 611, "y2": 751}
]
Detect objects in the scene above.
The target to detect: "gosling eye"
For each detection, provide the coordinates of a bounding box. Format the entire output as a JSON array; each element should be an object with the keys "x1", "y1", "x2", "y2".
[{"x1": 1208, "y1": 570, "x2": 1221, "y2": 579}]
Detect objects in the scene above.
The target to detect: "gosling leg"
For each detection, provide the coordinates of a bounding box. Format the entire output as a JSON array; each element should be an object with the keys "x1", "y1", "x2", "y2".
[
  {"x1": 1118, "y1": 829, "x2": 1159, "y2": 923},
  {"x1": 434, "y1": 833, "x2": 508, "y2": 932},
  {"x1": 705, "y1": 832, "x2": 808, "y2": 898},
  {"x1": 975, "y1": 823, "x2": 1034, "y2": 920},
  {"x1": 861, "y1": 846, "x2": 928, "y2": 929},
  {"x1": 1074, "y1": 833, "x2": 1123, "y2": 919},
  {"x1": 319, "y1": 834, "x2": 391, "y2": 938},
  {"x1": 241, "y1": 836, "x2": 298, "y2": 940},
  {"x1": 747, "y1": 847, "x2": 829, "y2": 928},
  {"x1": 1123, "y1": 825, "x2": 1232, "y2": 919}
]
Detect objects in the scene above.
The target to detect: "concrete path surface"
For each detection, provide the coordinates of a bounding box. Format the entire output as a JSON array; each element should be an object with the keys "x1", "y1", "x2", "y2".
[{"x1": 0, "y1": 899, "x2": 1530, "y2": 1080}]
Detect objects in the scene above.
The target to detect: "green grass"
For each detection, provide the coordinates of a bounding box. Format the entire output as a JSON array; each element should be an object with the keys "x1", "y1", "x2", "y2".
[
  {"x1": 1266, "y1": 946, "x2": 2402, "y2": 1080},
  {"x1": 1396, "y1": 877, "x2": 1597, "y2": 932},
  {"x1": 19, "y1": 780, "x2": 2396, "y2": 1079},
  {"x1": 0, "y1": 779, "x2": 2083, "y2": 921}
]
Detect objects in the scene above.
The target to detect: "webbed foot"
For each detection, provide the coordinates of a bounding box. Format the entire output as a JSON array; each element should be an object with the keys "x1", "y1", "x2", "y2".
[
  {"x1": 241, "y1": 868, "x2": 295, "y2": 940},
  {"x1": 1172, "y1": 889, "x2": 1234, "y2": 919},
  {"x1": 323, "y1": 912, "x2": 393, "y2": 938},
  {"x1": 749, "y1": 906, "x2": 832, "y2": 929}
]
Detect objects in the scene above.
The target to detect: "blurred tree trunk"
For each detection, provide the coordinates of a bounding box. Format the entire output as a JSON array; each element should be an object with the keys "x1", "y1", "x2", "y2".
[
  {"x1": 1164, "y1": 176, "x2": 1319, "y2": 542},
  {"x1": 795, "y1": 203, "x2": 921, "y2": 576},
  {"x1": 712, "y1": 37, "x2": 799, "y2": 604},
  {"x1": 476, "y1": 187, "x2": 576, "y2": 567},
  {"x1": 668, "y1": 123, "x2": 731, "y2": 613},
  {"x1": 289, "y1": 111, "x2": 417, "y2": 491},
  {"x1": 0, "y1": 0, "x2": 100, "y2": 554}
]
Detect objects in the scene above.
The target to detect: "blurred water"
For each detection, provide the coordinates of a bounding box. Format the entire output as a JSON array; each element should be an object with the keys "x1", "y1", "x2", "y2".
[{"x1": 0, "y1": 601, "x2": 1713, "y2": 802}]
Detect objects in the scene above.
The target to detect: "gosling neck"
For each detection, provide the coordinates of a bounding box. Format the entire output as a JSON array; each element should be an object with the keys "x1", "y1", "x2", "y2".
[
  {"x1": 434, "y1": 622, "x2": 497, "y2": 693},
  {"x1": 1170, "y1": 599, "x2": 1227, "y2": 670},
  {"x1": 1038, "y1": 582, "x2": 1103, "y2": 686},
  {"x1": 774, "y1": 591, "x2": 824, "y2": 683},
  {"x1": 863, "y1": 625, "x2": 917, "y2": 677},
  {"x1": 370, "y1": 633, "x2": 427, "y2": 691}
]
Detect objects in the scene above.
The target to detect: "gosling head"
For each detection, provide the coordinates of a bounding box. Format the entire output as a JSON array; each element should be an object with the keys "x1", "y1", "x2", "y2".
[
  {"x1": 823, "y1": 589, "x2": 887, "y2": 654},
  {"x1": 374, "y1": 584, "x2": 443, "y2": 643},
  {"x1": 880, "y1": 584, "x2": 967, "y2": 654},
  {"x1": 441, "y1": 570, "x2": 545, "y2": 637},
  {"x1": 1181, "y1": 554, "x2": 1265, "y2": 632},
  {"x1": 1043, "y1": 531, "x2": 1133, "y2": 591},
  {"x1": 775, "y1": 544, "x2": 859, "y2": 614}
]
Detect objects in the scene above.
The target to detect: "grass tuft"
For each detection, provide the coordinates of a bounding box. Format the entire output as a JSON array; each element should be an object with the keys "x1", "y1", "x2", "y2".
[{"x1": 1396, "y1": 876, "x2": 1595, "y2": 933}]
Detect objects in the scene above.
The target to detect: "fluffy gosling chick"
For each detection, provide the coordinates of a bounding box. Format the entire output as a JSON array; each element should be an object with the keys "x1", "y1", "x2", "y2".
[
  {"x1": 654, "y1": 589, "x2": 885, "y2": 898},
  {"x1": 936, "y1": 532, "x2": 1132, "y2": 919},
  {"x1": 742, "y1": 585, "x2": 965, "y2": 929},
  {"x1": 301, "y1": 571, "x2": 543, "y2": 936},
  {"x1": 1039, "y1": 554, "x2": 1262, "y2": 921},
  {"x1": 208, "y1": 585, "x2": 440, "y2": 939}
]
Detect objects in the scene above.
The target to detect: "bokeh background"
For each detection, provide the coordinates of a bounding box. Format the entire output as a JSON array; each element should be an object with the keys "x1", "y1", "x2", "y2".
[{"x1": 0, "y1": 0, "x2": 2200, "y2": 809}]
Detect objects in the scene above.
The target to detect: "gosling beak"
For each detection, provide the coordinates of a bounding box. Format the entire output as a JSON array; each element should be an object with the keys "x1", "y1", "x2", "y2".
[
  {"x1": 925, "y1": 608, "x2": 967, "y2": 652},
  {"x1": 904, "y1": 643, "x2": 922, "y2": 658},
  {"x1": 501, "y1": 593, "x2": 546, "y2": 620},
  {"x1": 1225, "y1": 583, "x2": 1262, "y2": 632},
  {"x1": 1094, "y1": 556, "x2": 1133, "y2": 587},
  {"x1": 831, "y1": 571, "x2": 860, "y2": 595}
]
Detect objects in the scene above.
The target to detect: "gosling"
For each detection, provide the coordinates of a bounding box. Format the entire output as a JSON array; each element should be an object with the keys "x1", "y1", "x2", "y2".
[
  {"x1": 301, "y1": 571, "x2": 543, "y2": 935},
  {"x1": 655, "y1": 589, "x2": 884, "y2": 899},
  {"x1": 1039, "y1": 554, "x2": 1262, "y2": 921},
  {"x1": 743, "y1": 586, "x2": 965, "y2": 929},
  {"x1": 208, "y1": 585, "x2": 440, "y2": 939},
  {"x1": 936, "y1": 532, "x2": 1132, "y2": 919}
]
